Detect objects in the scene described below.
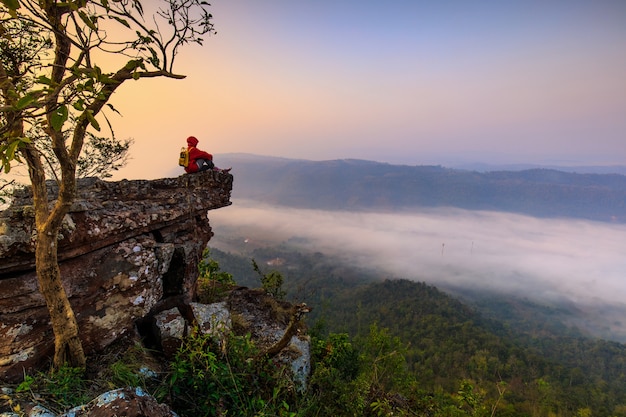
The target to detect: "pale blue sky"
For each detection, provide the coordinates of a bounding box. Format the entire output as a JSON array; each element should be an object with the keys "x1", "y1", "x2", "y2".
[{"x1": 108, "y1": 0, "x2": 626, "y2": 179}]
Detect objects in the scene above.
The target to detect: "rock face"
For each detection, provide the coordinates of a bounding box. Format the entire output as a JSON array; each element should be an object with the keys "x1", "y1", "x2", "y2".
[{"x1": 0, "y1": 171, "x2": 233, "y2": 382}]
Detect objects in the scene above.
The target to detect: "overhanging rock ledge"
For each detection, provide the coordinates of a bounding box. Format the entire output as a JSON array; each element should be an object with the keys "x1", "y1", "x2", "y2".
[{"x1": 0, "y1": 171, "x2": 233, "y2": 381}]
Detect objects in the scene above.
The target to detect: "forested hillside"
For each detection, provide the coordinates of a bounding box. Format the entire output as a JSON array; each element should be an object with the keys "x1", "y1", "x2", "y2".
[
  {"x1": 217, "y1": 154, "x2": 626, "y2": 223},
  {"x1": 205, "y1": 154, "x2": 626, "y2": 414},
  {"x1": 209, "y1": 242, "x2": 626, "y2": 416}
]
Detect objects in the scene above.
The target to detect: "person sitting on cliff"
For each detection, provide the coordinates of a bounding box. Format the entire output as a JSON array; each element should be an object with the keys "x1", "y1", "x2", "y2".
[{"x1": 184, "y1": 136, "x2": 231, "y2": 174}]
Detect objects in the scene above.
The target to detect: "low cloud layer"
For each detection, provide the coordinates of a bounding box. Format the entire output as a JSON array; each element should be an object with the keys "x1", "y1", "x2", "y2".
[{"x1": 208, "y1": 199, "x2": 626, "y2": 337}]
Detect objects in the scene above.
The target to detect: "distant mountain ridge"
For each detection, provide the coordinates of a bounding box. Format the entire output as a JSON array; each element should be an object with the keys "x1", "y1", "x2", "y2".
[
  {"x1": 218, "y1": 153, "x2": 626, "y2": 223},
  {"x1": 452, "y1": 162, "x2": 626, "y2": 175}
]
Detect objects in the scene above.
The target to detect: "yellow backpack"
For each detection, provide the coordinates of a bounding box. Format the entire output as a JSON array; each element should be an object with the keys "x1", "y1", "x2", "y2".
[{"x1": 178, "y1": 147, "x2": 190, "y2": 167}]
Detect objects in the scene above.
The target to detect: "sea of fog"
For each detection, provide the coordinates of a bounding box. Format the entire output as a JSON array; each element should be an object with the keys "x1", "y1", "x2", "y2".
[{"x1": 208, "y1": 199, "x2": 626, "y2": 340}]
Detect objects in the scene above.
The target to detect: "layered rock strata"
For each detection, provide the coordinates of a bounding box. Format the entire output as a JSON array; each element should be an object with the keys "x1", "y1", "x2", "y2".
[{"x1": 0, "y1": 171, "x2": 232, "y2": 381}]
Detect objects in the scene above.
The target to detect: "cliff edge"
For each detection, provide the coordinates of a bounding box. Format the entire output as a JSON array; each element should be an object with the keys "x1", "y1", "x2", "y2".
[{"x1": 0, "y1": 171, "x2": 233, "y2": 381}]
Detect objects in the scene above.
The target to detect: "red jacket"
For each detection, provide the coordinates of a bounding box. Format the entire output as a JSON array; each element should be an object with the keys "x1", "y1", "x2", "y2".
[{"x1": 185, "y1": 146, "x2": 213, "y2": 173}]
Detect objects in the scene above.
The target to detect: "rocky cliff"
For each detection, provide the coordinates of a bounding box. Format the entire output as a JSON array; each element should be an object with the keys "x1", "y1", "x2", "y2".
[{"x1": 0, "y1": 171, "x2": 233, "y2": 381}]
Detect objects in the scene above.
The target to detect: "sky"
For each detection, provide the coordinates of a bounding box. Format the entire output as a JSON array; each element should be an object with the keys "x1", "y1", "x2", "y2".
[{"x1": 102, "y1": 0, "x2": 626, "y2": 179}]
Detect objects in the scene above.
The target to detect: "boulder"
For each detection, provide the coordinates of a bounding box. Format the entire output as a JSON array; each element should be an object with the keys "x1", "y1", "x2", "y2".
[
  {"x1": 190, "y1": 301, "x2": 231, "y2": 339},
  {"x1": 153, "y1": 307, "x2": 187, "y2": 358},
  {"x1": 65, "y1": 387, "x2": 178, "y2": 417}
]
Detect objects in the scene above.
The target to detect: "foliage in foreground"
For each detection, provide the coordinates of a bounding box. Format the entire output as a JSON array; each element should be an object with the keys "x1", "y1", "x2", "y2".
[
  {"x1": 5, "y1": 250, "x2": 624, "y2": 416},
  {"x1": 4, "y1": 327, "x2": 505, "y2": 417},
  {"x1": 166, "y1": 329, "x2": 297, "y2": 417},
  {"x1": 0, "y1": 253, "x2": 485, "y2": 416}
]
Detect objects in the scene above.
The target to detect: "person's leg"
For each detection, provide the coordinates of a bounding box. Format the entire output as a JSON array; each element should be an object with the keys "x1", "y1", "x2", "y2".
[{"x1": 196, "y1": 159, "x2": 214, "y2": 171}]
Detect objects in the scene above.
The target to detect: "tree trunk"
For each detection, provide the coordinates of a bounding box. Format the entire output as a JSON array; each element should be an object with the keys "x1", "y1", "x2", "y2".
[
  {"x1": 25, "y1": 145, "x2": 86, "y2": 371},
  {"x1": 36, "y1": 229, "x2": 86, "y2": 370}
]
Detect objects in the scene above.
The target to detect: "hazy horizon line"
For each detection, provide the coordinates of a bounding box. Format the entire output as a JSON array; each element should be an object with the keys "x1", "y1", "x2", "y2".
[{"x1": 215, "y1": 152, "x2": 626, "y2": 174}]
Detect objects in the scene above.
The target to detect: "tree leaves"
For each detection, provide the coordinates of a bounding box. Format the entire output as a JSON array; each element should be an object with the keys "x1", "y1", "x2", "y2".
[
  {"x1": 50, "y1": 105, "x2": 69, "y2": 131},
  {"x1": 78, "y1": 10, "x2": 98, "y2": 31},
  {"x1": 15, "y1": 93, "x2": 36, "y2": 110},
  {"x1": 0, "y1": 137, "x2": 29, "y2": 173},
  {"x1": 110, "y1": 15, "x2": 130, "y2": 28},
  {"x1": 0, "y1": 0, "x2": 20, "y2": 14},
  {"x1": 85, "y1": 110, "x2": 100, "y2": 131}
]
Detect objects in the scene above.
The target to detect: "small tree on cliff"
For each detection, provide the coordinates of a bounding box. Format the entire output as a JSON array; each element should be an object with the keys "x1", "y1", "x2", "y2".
[
  {"x1": 0, "y1": 0, "x2": 215, "y2": 371},
  {"x1": 38, "y1": 130, "x2": 133, "y2": 181}
]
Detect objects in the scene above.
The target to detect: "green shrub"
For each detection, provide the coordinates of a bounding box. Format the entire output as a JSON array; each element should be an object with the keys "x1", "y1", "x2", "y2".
[
  {"x1": 16, "y1": 366, "x2": 89, "y2": 409},
  {"x1": 166, "y1": 328, "x2": 297, "y2": 416},
  {"x1": 302, "y1": 333, "x2": 367, "y2": 416},
  {"x1": 197, "y1": 248, "x2": 236, "y2": 303},
  {"x1": 252, "y1": 259, "x2": 286, "y2": 300}
]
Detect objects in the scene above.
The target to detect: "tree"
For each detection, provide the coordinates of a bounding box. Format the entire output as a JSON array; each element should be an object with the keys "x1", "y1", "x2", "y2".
[
  {"x1": 0, "y1": 177, "x2": 14, "y2": 204},
  {"x1": 0, "y1": 0, "x2": 215, "y2": 371},
  {"x1": 1, "y1": 129, "x2": 132, "y2": 204},
  {"x1": 38, "y1": 129, "x2": 133, "y2": 180}
]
